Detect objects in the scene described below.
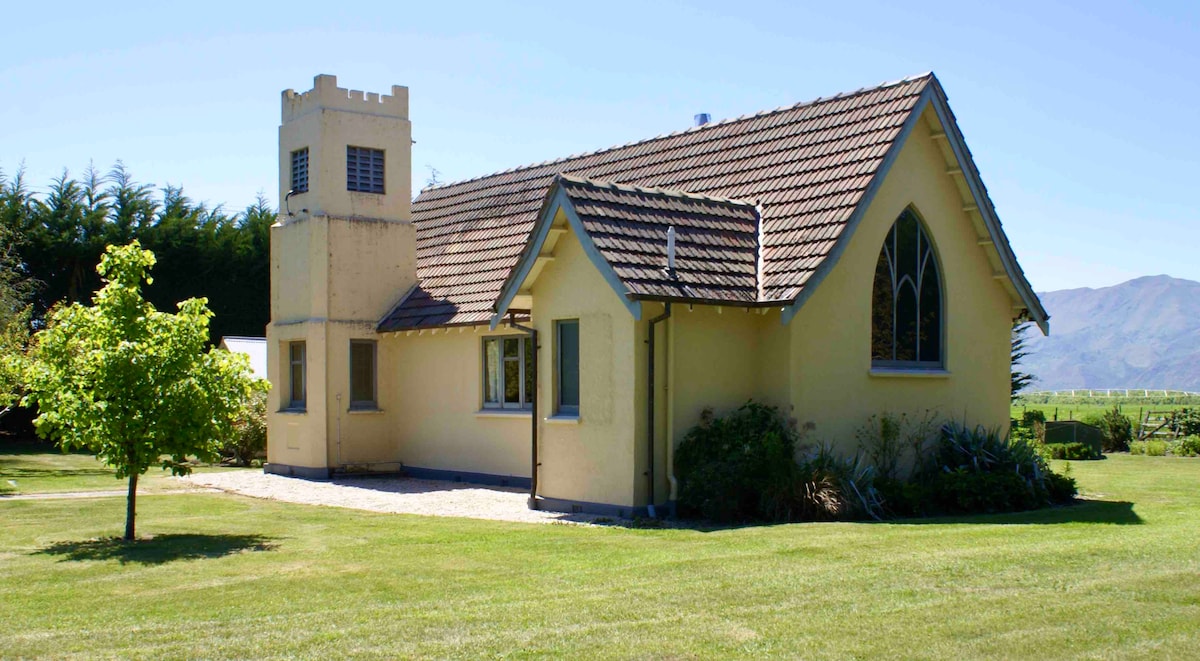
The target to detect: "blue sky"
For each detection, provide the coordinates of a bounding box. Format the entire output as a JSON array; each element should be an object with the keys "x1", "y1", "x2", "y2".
[{"x1": 2, "y1": 0, "x2": 1197, "y2": 292}]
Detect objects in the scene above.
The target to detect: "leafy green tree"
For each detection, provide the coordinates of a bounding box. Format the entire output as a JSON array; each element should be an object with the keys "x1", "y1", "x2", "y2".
[
  {"x1": 24, "y1": 242, "x2": 265, "y2": 540},
  {"x1": 1099, "y1": 405, "x2": 1132, "y2": 453},
  {"x1": 0, "y1": 219, "x2": 34, "y2": 419},
  {"x1": 6, "y1": 163, "x2": 274, "y2": 343},
  {"x1": 1011, "y1": 321, "x2": 1035, "y2": 401}
]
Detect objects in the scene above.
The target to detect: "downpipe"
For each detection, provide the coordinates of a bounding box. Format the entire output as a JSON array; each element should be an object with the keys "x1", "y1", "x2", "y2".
[
  {"x1": 646, "y1": 303, "x2": 672, "y2": 518},
  {"x1": 508, "y1": 314, "x2": 540, "y2": 509}
]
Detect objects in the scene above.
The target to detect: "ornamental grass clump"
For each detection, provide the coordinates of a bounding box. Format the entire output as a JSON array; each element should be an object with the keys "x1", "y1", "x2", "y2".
[{"x1": 920, "y1": 422, "x2": 1076, "y2": 514}]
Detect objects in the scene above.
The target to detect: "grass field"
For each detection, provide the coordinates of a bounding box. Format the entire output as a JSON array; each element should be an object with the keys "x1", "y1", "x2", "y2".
[
  {"x1": 1, "y1": 452, "x2": 1198, "y2": 659},
  {"x1": 1012, "y1": 393, "x2": 1200, "y2": 425},
  {"x1": 0, "y1": 442, "x2": 247, "y2": 494}
]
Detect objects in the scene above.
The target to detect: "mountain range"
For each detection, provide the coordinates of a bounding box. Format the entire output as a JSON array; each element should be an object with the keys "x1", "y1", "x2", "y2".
[{"x1": 1021, "y1": 275, "x2": 1200, "y2": 391}]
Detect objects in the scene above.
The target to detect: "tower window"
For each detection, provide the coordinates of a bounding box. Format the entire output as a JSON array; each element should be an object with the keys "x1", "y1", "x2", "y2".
[
  {"x1": 347, "y1": 146, "x2": 385, "y2": 194},
  {"x1": 349, "y1": 340, "x2": 377, "y2": 409},
  {"x1": 287, "y1": 341, "x2": 306, "y2": 410},
  {"x1": 290, "y1": 148, "x2": 309, "y2": 194}
]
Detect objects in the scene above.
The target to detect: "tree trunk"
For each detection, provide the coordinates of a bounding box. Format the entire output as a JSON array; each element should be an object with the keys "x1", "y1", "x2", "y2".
[{"x1": 124, "y1": 472, "x2": 138, "y2": 541}]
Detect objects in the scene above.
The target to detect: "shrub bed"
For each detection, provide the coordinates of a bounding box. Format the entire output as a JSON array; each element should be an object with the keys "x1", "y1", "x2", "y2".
[
  {"x1": 675, "y1": 404, "x2": 1076, "y2": 524},
  {"x1": 1129, "y1": 437, "x2": 1200, "y2": 457},
  {"x1": 1044, "y1": 441, "x2": 1102, "y2": 460}
]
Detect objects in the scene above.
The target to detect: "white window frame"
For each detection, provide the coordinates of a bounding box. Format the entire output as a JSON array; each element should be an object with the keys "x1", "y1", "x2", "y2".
[{"x1": 482, "y1": 336, "x2": 533, "y2": 410}]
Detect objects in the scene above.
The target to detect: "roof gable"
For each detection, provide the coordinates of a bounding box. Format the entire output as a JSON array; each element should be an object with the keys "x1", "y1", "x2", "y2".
[
  {"x1": 379, "y1": 73, "x2": 1047, "y2": 334},
  {"x1": 488, "y1": 176, "x2": 764, "y2": 328},
  {"x1": 556, "y1": 176, "x2": 762, "y2": 303}
]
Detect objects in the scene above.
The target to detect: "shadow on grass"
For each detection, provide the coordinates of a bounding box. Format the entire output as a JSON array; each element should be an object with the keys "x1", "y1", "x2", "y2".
[
  {"x1": 0, "y1": 441, "x2": 94, "y2": 456},
  {"x1": 34, "y1": 534, "x2": 279, "y2": 565},
  {"x1": 880, "y1": 498, "x2": 1143, "y2": 526},
  {"x1": 674, "y1": 498, "x2": 1143, "y2": 532},
  {"x1": 0, "y1": 467, "x2": 114, "y2": 479}
]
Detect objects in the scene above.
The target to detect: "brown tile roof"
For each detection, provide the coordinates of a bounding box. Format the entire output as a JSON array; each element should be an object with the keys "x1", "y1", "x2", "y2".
[
  {"x1": 379, "y1": 73, "x2": 933, "y2": 331},
  {"x1": 555, "y1": 175, "x2": 761, "y2": 303}
]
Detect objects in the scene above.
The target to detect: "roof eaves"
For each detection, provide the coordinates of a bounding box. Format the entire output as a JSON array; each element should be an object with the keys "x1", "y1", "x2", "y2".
[
  {"x1": 925, "y1": 76, "x2": 1050, "y2": 335},
  {"x1": 490, "y1": 176, "x2": 645, "y2": 330},
  {"x1": 376, "y1": 282, "x2": 420, "y2": 333}
]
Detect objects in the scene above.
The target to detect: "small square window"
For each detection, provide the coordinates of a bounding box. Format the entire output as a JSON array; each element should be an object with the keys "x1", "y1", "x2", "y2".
[
  {"x1": 290, "y1": 148, "x2": 309, "y2": 194},
  {"x1": 350, "y1": 340, "x2": 377, "y2": 409},
  {"x1": 346, "y1": 146, "x2": 385, "y2": 194}
]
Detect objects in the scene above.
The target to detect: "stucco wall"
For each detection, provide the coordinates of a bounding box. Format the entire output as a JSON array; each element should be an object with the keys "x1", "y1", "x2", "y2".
[
  {"x1": 387, "y1": 328, "x2": 531, "y2": 479},
  {"x1": 786, "y1": 110, "x2": 1014, "y2": 449},
  {"x1": 639, "y1": 305, "x2": 789, "y2": 504},
  {"x1": 266, "y1": 319, "x2": 328, "y2": 470},
  {"x1": 530, "y1": 227, "x2": 640, "y2": 508}
]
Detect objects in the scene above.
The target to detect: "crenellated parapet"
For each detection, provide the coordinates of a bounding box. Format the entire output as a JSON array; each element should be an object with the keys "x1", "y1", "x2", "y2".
[{"x1": 282, "y1": 74, "x2": 408, "y2": 122}]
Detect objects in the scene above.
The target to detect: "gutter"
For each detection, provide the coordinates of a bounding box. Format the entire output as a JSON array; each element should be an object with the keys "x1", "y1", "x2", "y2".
[
  {"x1": 626, "y1": 292, "x2": 790, "y2": 309},
  {"x1": 506, "y1": 313, "x2": 540, "y2": 509}
]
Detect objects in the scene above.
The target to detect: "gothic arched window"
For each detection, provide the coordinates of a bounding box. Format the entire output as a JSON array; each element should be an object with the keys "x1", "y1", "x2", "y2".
[{"x1": 871, "y1": 208, "x2": 942, "y2": 367}]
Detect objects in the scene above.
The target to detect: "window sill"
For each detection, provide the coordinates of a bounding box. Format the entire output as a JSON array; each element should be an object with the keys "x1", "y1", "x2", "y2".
[
  {"x1": 545, "y1": 415, "x2": 581, "y2": 425},
  {"x1": 347, "y1": 406, "x2": 384, "y2": 415},
  {"x1": 475, "y1": 409, "x2": 533, "y2": 419},
  {"x1": 277, "y1": 408, "x2": 307, "y2": 415},
  {"x1": 869, "y1": 367, "x2": 951, "y2": 379}
]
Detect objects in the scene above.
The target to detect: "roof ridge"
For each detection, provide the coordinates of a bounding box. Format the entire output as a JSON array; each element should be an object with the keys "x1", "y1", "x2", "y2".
[
  {"x1": 420, "y1": 72, "x2": 935, "y2": 194},
  {"x1": 555, "y1": 173, "x2": 758, "y2": 208}
]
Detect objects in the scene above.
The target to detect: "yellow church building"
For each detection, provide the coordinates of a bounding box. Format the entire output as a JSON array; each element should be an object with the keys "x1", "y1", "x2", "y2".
[{"x1": 265, "y1": 72, "x2": 1048, "y2": 517}]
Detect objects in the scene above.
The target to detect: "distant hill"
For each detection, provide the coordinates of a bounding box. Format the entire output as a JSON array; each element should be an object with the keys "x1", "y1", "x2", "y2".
[{"x1": 1022, "y1": 275, "x2": 1200, "y2": 391}]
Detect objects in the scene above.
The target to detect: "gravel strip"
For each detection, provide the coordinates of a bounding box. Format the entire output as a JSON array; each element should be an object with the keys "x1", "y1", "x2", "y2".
[{"x1": 182, "y1": 471, "x2": 620, "y2": 525}]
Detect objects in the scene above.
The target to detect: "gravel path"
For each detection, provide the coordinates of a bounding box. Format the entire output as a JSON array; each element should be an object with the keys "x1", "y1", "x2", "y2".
[{"x1": 182, "y1": 471, "x2": 618, "y2": 525}]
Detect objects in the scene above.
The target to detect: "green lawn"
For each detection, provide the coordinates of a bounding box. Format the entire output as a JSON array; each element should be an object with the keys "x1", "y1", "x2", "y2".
[
  {"x1": 1, "y1": 455, "x2": 1198, "y2": 659},
  {"x1": 1012, "y1": 395, "x2": 1200, "y2": 424},
  {"x1": 0, "y1": 442, "x2": 246, "y2": 494}
]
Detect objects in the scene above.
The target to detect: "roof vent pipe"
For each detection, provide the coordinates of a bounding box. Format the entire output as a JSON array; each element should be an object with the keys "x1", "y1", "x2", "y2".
[
  {"x1": 666, "y1": 226, "x2": 677, "y2": 277},
  {"x1": 694, "y1": 113, "x2": 710, "y2": 127}
]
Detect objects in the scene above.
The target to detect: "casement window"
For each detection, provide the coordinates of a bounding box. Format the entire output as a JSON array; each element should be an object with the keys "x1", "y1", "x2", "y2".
[
  {"x1": 287, "y1": 341, "x2": 306, "y2": 409},
  {"x1": 871, "y1": 208, "x2": 943, "y2": 368},
  {"x1": 556, "y1": 320, "x2": 580, "y2": 415},
  {"x1": 290, "y1": 147, "x2": 309, "y2": 194},
  {"x1": 349, "y1": 340, "x2": 377, "y2": 409},
  {"x1": 346, "y1": 146, "x2": 385, "y2": 194},
  {"x1": 483, "y1": 336, "x2": 534, "y2": 409}
]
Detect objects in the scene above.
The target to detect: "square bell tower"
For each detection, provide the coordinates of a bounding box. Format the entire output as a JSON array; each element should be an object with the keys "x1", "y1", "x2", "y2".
[{"x1": 266, "y1": 74, "x2": 416, "y2": 477}]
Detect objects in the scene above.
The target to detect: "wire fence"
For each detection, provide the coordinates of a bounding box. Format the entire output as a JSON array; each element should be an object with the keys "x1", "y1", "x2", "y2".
[{"x1": 1023, "y1": 389, "x2": 1200, "y2": 398}]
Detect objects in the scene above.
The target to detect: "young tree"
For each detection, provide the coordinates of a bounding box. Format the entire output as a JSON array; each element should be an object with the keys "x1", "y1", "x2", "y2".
[
  {"x1": 1011, "y1": 320, "x2": 1036, "y2": 401},
  {"x1": 24, "y1": 242, "x2": 265, "y2": 540}
]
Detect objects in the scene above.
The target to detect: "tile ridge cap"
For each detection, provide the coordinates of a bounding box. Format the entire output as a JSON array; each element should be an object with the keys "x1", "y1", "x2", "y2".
[
  {"x1": 419, "y1": 73, "x2": 936, "y2": 194},
  {"x1": 558, "y1": 174, "x2": 759, "y2": 209}
]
